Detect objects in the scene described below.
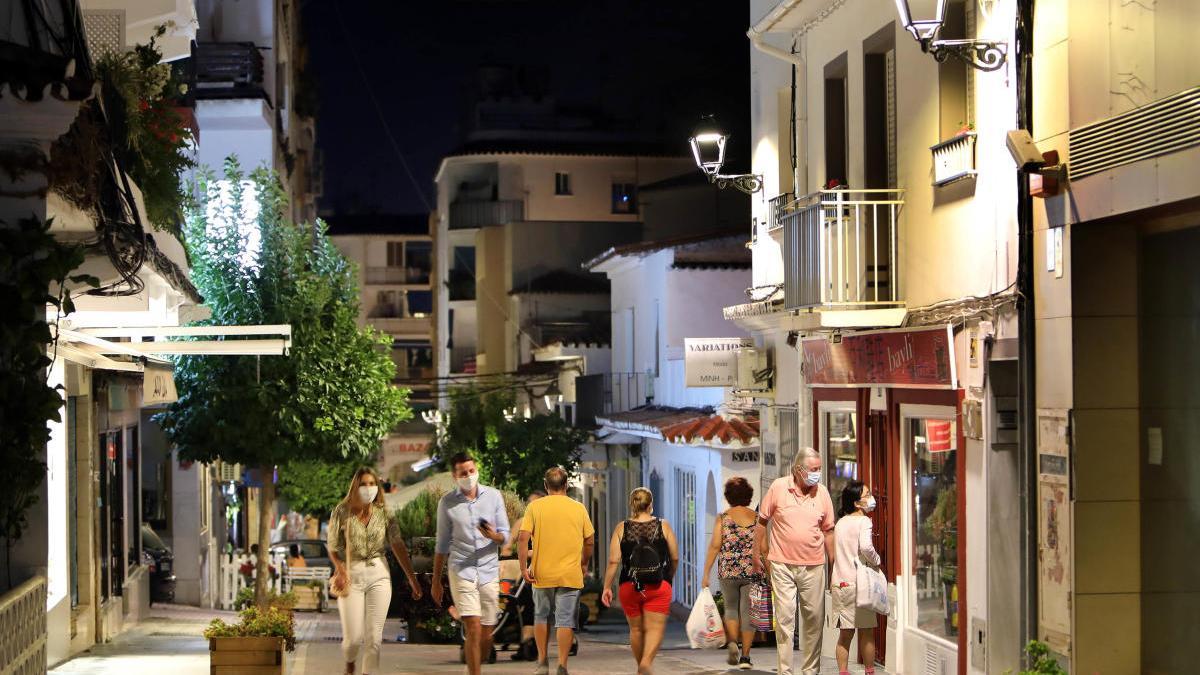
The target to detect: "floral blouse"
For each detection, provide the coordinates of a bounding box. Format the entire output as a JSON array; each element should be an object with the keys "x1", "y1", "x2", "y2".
[
  {"x1": 717, "y1": 513, "x2": 761, "y2": 580},
  {"x1": 327, "y1": 502, "x2": 402, "y2": 562}
]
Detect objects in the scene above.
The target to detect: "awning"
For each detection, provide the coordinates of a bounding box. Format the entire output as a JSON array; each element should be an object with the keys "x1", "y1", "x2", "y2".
[
  {"x1": 56, "y1": 325, "x2": 292, "y2": 372},
  {"x1": 595, "y1": 406, "x2": 760, "y2": 449}
]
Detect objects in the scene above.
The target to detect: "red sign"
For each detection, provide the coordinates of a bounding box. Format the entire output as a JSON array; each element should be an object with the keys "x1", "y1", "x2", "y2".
[
  {"x1": 926, "y1": 420, "x2": 953, "y2": 452},
  {"x1": 801, "y1": 326, "x2": 955, "y2": 388}
]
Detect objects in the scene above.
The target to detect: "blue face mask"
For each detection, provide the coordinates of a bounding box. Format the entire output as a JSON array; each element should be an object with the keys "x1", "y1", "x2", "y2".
[{"x1": 803, "y1": 471, "x2": 821, "y2": 487}]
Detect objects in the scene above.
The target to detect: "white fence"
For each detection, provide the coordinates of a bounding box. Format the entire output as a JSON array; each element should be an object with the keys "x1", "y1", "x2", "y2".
[
  {"x1": 217, "y1": 551, "x2": 286, "y2": 610},
  {"x1": 0, "y1": 576, "x2": 46, "y2": 675}
]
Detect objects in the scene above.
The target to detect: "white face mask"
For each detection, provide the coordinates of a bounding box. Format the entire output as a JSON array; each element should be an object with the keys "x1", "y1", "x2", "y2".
[
  {"x1": 358, "y1": 485, "x2": 378, "y2": 504},
  {"x1": 862, "y1": 496, "x2": 877, "y2": 512},
  {"x1": 802, "y1": 470, "x2": 822, "y2": 487},
  {"x1": 457, "y1": 473, "x2": 479, "y2": 493}
]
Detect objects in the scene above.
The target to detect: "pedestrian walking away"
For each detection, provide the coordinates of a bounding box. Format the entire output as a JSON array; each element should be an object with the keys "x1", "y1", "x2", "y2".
[
  {"x1": 599, "y1": 487, "x2": 680, "y2": 675},
  {"x1": 701, "y1": 477, "x2": 762, "y2": 671},
  {"x1": 433, "y1": 453, "x2": 511, "y2": 675},
  {"x1": 518, "y1": 466, "x2": 595, "y2": 675},
  {"x1": 755, "y1": 448, "x2": 836, "y2": 675},
  {"x1": 328, "y1": 467, "x2": 423, "y2": 675},
  {"x1": 832, "y1": 481, "x2": 882, "y2": 675}
]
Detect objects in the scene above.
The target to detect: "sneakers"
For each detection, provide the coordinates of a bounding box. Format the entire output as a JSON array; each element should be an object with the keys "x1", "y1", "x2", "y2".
[
  {"x1": 532, "y1": 662, "x2": 549, "y2": 675},
  {"x1": 738, "y1": 655, "x2": 753, "y2": 670},
  {"x1": 727, "y1": 641, "x2": 740, "y2": 665}
]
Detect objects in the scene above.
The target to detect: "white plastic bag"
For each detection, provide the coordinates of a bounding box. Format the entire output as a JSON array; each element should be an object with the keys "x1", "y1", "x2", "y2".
[
  {"x1": 686, "y1": 588, "x2": 726, "y2": 649},
  {"x1": 855, "y1": 562, "x2": 891, "y2": 616}
]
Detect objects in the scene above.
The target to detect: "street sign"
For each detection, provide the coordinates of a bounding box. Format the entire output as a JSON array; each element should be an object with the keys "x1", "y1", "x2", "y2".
[{"x1": 684, "y1": 337, "x2": 753, "y2": 387}]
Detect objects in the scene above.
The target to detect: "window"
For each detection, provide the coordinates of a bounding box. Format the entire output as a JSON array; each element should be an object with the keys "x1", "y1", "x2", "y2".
[
  {"x1": 405, "y1": 290, "x2": 433, "y2": 317},
  {"x1": 908, "y1": 416, "x2": 959, "y2": 642},
  {"x1": 370, "y1": 291, "x2": 400, "y2": 318},
  {"x1": 824, "y1": 54, "x2": 849, "y2": 187},
  {"x1": 554, "y1": 172, "x2": 572, "y2": 195},
  {"x1": 863, "y1": 26, "x2": 897, "y2": 188},
  {"x1": 611, "y1": 182, "x2": 637, "y2": 214},
  {"x1": 672, "y1": 467, "x2": 698, "y2": 606},
  {"x1": 386, "y1": 240, "x2": 431, "y2": 284},
  {"x1": 387, "y1": 241, "x2": 404, "y2": 267},
  {"x1": 825, "y1": 410, "x2": 859, "y2": 501}
]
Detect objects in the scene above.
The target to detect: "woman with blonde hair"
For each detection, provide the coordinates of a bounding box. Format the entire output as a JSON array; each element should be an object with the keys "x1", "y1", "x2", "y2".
[
  {"x1": 599, "y1": 487, "x2": 679, "y2": 675},
  {"x1": 328, "y1": 467, "x2": 422, "y2": 675}
]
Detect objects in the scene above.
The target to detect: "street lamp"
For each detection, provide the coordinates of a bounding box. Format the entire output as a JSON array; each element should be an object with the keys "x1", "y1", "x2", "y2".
[
  {"x1": 893, "y1": 0, "x2": 1007, "y2": 72},
  {"x1": 542, "y1": 380, "x2": 563, "y2": 410},
  {"x1": 688, "y1": 115, "x2": 763, "y2": 195}
]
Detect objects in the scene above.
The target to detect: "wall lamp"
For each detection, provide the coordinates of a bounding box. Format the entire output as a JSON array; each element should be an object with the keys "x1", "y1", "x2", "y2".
[
  {"x1": 688, "y1": 115, "x2": 763, "y2": 195},
  {"x1": 894, "y1": 0, "x2": 1007, "y2": 72}
]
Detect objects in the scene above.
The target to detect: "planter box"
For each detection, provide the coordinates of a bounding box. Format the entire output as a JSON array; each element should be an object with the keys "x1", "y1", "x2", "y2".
[
  {"x1": 209, "y1": 636, "x2": 286, "y2": 675},
  {"x1": 292, "y1": 585, "x2": 324, "y2": 612},
  {"x1": 578, "y1": 592, "x2": 603, "y2": 625}
]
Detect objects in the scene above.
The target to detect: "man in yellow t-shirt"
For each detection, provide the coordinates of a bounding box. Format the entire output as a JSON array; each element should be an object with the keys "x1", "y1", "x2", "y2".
[{"x1": 517, "y1": 467, "x2": 595, "y2": 675}]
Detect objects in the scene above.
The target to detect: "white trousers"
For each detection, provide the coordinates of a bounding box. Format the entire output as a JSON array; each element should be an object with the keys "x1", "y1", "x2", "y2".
[
  {"x1": 770, "y1": 562, "x2": 826, "y2": 675},
  {"x1": 337, "y1": 559, "x2": 392, "y2": 673}
]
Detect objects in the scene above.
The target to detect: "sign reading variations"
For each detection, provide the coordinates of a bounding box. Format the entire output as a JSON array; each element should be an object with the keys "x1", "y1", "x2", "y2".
[
  {"x1": 685, "y1": 337, "x2": 753, "y2": 387},
  {"x1": 801, "y1": 325, "x2": 955, "y2": 388},
  {"x1": 143, "y1": 365, "x2": 178, "y2": 405}
]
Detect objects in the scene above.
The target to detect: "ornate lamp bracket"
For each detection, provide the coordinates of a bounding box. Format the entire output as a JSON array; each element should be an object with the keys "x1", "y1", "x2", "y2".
[
  {"x1": 927, "y1": 38, "x2": 1008, "y2": 72},
  {"x1": 710, "y1": 173, "x2": 764, "y2": 195}
]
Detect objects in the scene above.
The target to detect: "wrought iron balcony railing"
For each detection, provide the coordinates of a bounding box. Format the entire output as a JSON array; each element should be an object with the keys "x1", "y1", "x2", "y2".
[
  {"x1": 194, "y1": 42, "x2": 265, "y2": 100},
  {"x1": 931, "y1": 132, "x2": 977, "y2": 186},
  {"x1": 365, "y1": 266, "x2": 431, "y2": 285},
  {"x1": 781, "y1": 189, "x2": 904, "y2": 310},
  {"x1": 449, "y1": 199, "x2": 524, "y2": 230}
]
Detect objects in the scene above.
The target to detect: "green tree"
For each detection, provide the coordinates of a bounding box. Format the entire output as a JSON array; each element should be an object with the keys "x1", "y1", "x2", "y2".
[
  {"x1": 276, "y1": 458, "x2": 361, "y2": 519},
  {"x1": 441, "y1": 388, "x2": 588, "y2": 498},
  {"x1": 158, "y1": 160, "x2": 410, "y2": 607}
]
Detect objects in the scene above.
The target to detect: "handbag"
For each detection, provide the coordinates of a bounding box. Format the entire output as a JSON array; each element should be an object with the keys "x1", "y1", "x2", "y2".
[
  {"x1": 855, "y1": 560, "x2": 890, "y2": 615},
  {"x1": 330, "y1": 510, "x2": 352, "y2": 598},
  {"x1": 749, "y1": 581, "x2": 773, "y2": 632}
]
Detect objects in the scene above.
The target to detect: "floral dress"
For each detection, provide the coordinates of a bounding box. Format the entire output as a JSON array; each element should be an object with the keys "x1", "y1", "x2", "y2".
[{"x1": 718, "y1": 516, "x2": 760, "y2": 580}]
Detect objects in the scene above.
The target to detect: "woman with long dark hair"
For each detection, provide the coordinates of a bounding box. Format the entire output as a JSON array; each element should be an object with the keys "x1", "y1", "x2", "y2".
[
  {"x1": 328, "y1": 467, "x2": 422, "y2": 675},
  {"x1": 831, "y1": 480, "x2": 881, "y2": 675}
]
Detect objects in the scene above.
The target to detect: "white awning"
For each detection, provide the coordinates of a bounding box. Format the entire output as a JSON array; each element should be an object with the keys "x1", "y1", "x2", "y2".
[{"x1": 55, "y1": 324, "x2": 292, "y2": 372}]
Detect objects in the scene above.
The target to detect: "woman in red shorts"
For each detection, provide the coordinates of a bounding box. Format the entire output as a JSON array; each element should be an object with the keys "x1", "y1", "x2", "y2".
[{"x1": 600, "y1": 487, "x2": 679, "y2": 675}]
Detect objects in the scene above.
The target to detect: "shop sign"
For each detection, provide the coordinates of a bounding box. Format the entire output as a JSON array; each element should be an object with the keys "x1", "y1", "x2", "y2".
[
  {"x1": 730, "y1": 450, "x2": 760, "y2": 463},
  {"x1": 801, "y1": 325, "x2": 955, "y2": 388},
  {"x1": 926, "y1": 420, "x2": 954, "y2": 452},
  {"x1": 143, "y1": 365, "x2": 178, "y2": 405},
  {"x1": 684, "y1": 337, "x2": 753, "y2": 387}
]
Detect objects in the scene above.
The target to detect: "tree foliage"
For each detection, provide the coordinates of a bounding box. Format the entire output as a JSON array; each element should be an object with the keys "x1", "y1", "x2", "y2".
[
  {"x1": 0, "y1": 217, "x2": 97, "y2": 588},
  {"x1": 276, "y1": 458, "x2": 361, "y2": 519},
  {"x1": 441, "y1": 388, "x2": 588, "y2": 498},
  {"x1": 158, "y1": 159, "x2": 410, "y2": 467}
]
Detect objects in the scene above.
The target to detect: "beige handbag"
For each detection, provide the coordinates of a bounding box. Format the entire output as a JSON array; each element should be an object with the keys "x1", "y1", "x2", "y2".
[{"x1": 330, "y1": 511, "x2": 352, "y2": 598}]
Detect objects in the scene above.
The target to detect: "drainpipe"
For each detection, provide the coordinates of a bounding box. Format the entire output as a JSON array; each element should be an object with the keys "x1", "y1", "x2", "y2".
[{"x1": 747, "y1": 1, "x2": 807, "y2": 193}]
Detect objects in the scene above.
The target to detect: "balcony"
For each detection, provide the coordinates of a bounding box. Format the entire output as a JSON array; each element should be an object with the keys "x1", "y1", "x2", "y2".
[
  {"x1": 574, "y1": 372, "x2": 652, "y2": 428},
  {"x1": 193, "y1": 42, "x2": 265, "y2": 100},
  {"x1": 450, "y1": 346, "x2": 477, "y2": 374},
  {"x1": 449, "y1": 199, "x2": 523, "y2": 230},
  {"x1": 781, "y1": 189, "x2": 904, "y2": 310},
  {"x1": 365, "y1": 266, "x2": 431, "y2": 286},
  {"x1": 394, "y1": 366, "x2": 436, "y2": 383},
  {"x1": 931, "y1": 132, "x2": 977, "y2": 186}
]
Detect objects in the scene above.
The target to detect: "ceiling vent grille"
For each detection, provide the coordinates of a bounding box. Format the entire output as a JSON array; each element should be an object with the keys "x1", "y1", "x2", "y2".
[
  {"x1": 82, "y1": 10, "x2": 125, "y2": 61},
  {"x1": 1068, "y1": 86, "x2": 1200, "y2": 181}
]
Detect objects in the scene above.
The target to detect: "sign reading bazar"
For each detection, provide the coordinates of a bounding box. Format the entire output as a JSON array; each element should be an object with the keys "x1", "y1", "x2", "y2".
[
  {"x1": 685, "y1": 337, "x2": 753, "y2": 387},
  {"x1": 801, "y1": 325, "x2": 955, "y2": 388}
]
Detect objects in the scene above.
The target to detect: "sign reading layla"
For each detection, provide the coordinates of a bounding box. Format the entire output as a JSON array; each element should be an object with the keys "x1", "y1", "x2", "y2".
[
  {"x1": 685, "y1": 337, "x2": 753, "y2": 387},
  {"x1": 801, "y1": 325, "x2": 955, "y2": 388},
  {"x1": 143, "y1": 365, "x2": 178, "y2": 405}
]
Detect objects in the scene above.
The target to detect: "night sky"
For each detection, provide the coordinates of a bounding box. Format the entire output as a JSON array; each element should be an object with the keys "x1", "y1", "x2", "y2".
[{"x1": 303, "y1": 0, "x2": 752, "y2": 215}]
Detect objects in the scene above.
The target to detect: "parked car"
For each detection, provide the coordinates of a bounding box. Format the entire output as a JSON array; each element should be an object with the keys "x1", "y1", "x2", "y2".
[
  {"x1": 269, "y1": 538, "x2": 332, "y2": 570},
  {"x1": 141, "y1": 524, "x2": 176, "y2": 604}
]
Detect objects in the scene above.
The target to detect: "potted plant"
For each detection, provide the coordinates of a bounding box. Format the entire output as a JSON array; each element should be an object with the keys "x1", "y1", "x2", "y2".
[
  {"x1": 291, "y1": 580, "x2": 325, "y2": 612},
  {"x1": 204, "y1": 602, "x2": 296, "y2": 674}
]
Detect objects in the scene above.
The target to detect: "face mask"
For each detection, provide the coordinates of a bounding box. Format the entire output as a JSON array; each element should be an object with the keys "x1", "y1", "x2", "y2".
[
  {"x1": 803, "y1": 471, "x2": 822, "y2": 487},
  {"x1": 862, "y1": 496, "x2": 877, "y2": 512},
  {"x1": 358, "y1": 485, "x2": 378, "y2": 503},
  {"x1": 457, "y1": 473, "x2": 479, "y2": 492}
]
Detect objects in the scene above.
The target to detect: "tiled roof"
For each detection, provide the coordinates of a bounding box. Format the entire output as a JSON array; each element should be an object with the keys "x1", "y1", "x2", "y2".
[
  {"x1": 596, "y1": 406, "x2": 760, "y2": 448},
  {"x1": 582, "y1": 229, "x2": 747, "y2": 270}
]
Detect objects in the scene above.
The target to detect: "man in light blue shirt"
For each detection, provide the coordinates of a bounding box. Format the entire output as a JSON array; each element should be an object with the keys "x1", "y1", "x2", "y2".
[{"x1": 433, "y1": 453, "x2": 509, "y2": 675}]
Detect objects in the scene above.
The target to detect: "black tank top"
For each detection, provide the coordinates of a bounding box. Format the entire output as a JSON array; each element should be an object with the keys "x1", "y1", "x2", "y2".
[{"x1": 618, "y1": 518, "x2": 670, "y2": 584}]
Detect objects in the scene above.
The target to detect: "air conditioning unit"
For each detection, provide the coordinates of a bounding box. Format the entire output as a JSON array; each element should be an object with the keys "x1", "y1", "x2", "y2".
[
  {"x1": 735, "y1": 347, "x2": 773, "y2": 393},
  {"x1": 216, "y1": 461, "x2": 243, "y2": 483}
]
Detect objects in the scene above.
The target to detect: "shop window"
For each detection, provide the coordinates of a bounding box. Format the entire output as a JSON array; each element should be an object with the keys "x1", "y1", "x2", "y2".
[
  {"x1": 909, "y1": 417, "x2": 959, "y2": 642},
  {"x1": 611, "y1": 182, "x2": 637, "y2": 214},
  {"x1": 825, "y1": 410, "x2": 858, "y2": 501},
  {"x1": 555, "y1": 172, "x2": 572, "y2": 195}
]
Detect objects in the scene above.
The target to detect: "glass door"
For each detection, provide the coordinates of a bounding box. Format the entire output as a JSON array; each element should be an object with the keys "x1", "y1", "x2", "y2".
[{"x1": 818, "y1": 400, "x2": 859, "y2": 502}]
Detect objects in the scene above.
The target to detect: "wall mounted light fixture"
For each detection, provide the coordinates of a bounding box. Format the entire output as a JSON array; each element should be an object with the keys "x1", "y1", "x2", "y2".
[
  {"x1": 894, "y1": 0, "x2": 1007, "y2": 72},
  {"x1": 688, "y1": 115, "x2": 763, "y2": 194}
]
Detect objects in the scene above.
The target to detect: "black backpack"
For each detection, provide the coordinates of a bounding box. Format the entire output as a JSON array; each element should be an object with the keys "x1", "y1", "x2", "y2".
[{"x1": 625, "y1": 519, "x2": 665, "y2": 590}]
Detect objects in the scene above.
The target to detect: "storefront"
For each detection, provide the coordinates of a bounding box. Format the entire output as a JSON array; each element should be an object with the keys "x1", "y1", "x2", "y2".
[{"x1": 802, "y1": 326, "x2": 966, "y2": 673}]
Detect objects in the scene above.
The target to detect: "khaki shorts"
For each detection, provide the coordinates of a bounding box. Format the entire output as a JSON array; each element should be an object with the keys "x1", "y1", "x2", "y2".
[
  {"x1": 831, "y1": 583, "x2": 877, "y2": 629},
  {"x1": 449, "y1": 568, "x2": 500, "y2": 625}
]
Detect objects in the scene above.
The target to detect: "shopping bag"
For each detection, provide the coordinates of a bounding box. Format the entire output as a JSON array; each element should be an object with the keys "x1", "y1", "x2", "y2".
[
  {"x1": 686, "y1": 588, "x2": 726, "y2": 649},
  {"x1": 749, "y1": 582, "x2": 773, "y2": 632},
  {"x1": 855, "y1": 562, "x2": 890, "y2": 615}
]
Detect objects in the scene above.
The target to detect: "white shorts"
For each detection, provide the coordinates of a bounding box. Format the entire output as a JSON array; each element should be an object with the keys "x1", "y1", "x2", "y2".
[{"x1": 448, "y1": 568, "x2": 500, "y2": 625}]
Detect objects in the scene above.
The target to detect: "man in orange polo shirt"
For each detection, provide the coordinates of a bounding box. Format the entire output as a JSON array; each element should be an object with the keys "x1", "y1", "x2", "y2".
[{"x1": 754, "y1": 447, "x2": 836, "y2": 675}]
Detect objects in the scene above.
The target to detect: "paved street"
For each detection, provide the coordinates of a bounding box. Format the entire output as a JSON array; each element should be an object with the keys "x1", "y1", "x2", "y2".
[{"x1": 50, "y1": 604, "x2": 885, "y2": 674}]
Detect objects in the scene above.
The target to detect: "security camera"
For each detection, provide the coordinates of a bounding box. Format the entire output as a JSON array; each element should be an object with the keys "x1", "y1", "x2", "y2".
[{"x1": 1006, "y1": 130, "x2": 1046, "y2": 170}]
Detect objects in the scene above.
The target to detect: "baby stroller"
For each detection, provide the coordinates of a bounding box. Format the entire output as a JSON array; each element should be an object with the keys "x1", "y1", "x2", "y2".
[{"x1": 458, "y1": 566, "x2": 579, "y2": 663}]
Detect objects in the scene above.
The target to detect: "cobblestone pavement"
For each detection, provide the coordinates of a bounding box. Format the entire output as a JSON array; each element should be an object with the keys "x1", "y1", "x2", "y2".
[{"x1": 51, "y1": 604, "x2": 886, "y2": 675}]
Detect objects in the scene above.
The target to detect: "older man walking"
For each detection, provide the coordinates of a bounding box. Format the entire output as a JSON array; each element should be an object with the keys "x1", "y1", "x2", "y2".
[
  {"x1": 517, "y1": 467, "x2": 595, "y2": 675},
  {"x1": 754, "y1": 448, "x2": 836, "y2": 675},
  {"x1": 433, "y1": 453, "x2": 511, "y2": 675}
]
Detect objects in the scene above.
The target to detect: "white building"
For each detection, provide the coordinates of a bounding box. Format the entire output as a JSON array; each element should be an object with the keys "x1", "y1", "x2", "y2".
[{"x1": 585, "y1": 232, "x2": 757, "y2": 610}]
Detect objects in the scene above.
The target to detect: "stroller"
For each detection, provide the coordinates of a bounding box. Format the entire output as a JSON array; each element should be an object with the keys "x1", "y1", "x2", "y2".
[{"x1": 458, "y1": 562, "x2": 579, "y2": 663}]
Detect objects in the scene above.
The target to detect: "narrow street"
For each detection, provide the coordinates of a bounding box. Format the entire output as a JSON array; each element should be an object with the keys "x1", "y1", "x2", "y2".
[{"x1": 49, "y1": 604, "x2": 883, "y2": 675}]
